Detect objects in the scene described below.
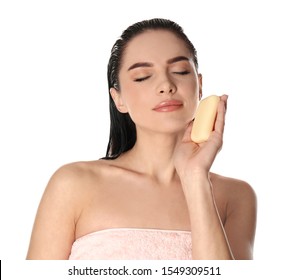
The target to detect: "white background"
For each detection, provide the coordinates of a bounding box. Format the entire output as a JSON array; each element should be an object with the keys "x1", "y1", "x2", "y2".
[{"x1": 1, "y1": 0, "x2": 287, "y2": 270}]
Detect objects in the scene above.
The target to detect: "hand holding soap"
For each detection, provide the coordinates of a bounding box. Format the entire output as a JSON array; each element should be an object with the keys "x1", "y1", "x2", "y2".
[{"x1": 191, "y1": 95, "x2": 220, "y2": 143}]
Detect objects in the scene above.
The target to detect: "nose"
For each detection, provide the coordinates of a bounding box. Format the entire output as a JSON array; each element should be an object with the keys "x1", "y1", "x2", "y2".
[{"x1": 157, "y1": 77, "x2": 177, "y2": 96}]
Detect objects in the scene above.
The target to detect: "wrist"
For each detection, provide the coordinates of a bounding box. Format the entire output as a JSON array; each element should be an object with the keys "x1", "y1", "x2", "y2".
[
  {"x1": 179, "y1": 170, "x2": 213, "y2": 198},
  {"x1": 178, "y1": 168, "x2": 209, "y2": 182}
]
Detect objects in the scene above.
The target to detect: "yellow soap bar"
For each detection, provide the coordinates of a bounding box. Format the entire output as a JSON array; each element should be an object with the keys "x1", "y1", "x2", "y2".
[{"x1": 191, "y1": 95, "x2": 220, "y2": 143}]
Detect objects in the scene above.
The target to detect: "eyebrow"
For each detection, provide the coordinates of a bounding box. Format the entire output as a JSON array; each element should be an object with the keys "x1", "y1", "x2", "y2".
[
  {"x1": 127, "y1": 56, "x2": 190, "y2": 71},
  {"x1": 128, "y1": 62, "x2": 153, "y2": 71},
  {"x1": 167, "y1": 56, "x2": 190, "y2": 64}
]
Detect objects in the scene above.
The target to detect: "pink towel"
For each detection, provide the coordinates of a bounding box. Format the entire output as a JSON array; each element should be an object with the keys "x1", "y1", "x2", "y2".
[{"x1": 69, "y1": 228, "x2": 192, "y2": 260}]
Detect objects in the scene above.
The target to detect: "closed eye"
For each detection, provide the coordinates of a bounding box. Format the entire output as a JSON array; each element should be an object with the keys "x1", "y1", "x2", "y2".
[
  {"x1": 173, "y1": 71, "x2": 190, "y2": 75},
  {"x1": 134, "y1": 76, "x2": 151, "y2": 82}
]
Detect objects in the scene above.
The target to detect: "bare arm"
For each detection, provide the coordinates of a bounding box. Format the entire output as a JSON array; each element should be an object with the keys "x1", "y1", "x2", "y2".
[
  {"x1": 174, "y1": 95, "x2": 256, "y2": 259},
  {"x1": 180, "y1": 172, "x2": 233, "y2": 259},
  {"x1": 26, "y1": 164, "x2": 83, "y2": 259},
  {"x1": 181, "y1": 171, "x2": 257, "y2": 259}
]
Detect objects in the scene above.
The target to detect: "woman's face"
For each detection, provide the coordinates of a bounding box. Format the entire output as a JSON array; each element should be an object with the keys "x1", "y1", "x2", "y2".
[{"x1": 111, "y1": 29, "x2": 202, "y2": 134}]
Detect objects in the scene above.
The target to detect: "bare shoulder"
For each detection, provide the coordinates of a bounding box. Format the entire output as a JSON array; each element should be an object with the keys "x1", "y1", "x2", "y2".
[
  {"x1": 44, "y1": 159, "x2": 122, "y2": 205},
  {"x1": 47, "y1": 160, "x2": 109, "y2": 192},
  {"x1": 43, "y1": 162, "x2": 89, "y2": 205},
  {"x1": 210, "y1": 172, "x2": 257, "y2": 206},
  {"x1": 26, "y1": 159, "x2": 110, "y2": 259},
  {"x1": 49, "y1": 160, "x2": 100, "y2": 183}
]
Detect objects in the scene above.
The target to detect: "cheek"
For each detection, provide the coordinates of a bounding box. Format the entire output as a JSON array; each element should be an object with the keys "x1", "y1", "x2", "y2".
[
  {"x1": 121, "y1": 88, "x2": 142, "y2": 106},
  {"x1": 120, "y1": 88, "x2": 150, "y2": 120},
  {"x1": 187, "y1": 76, "x2": 200, "y2": 92},
  {"x1": 183, "y1": 78, "x2": 199, "y2": 96},
  {"x1": 120, "y1": 80, "x2": 149, "y2": 109},
  {"x1": 182, "y1": 81, "x2": 199, "y2": 117}
]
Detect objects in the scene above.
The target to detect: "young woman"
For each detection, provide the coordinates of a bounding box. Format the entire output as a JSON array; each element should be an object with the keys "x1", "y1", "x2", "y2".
[{"x1": 26, "y1": 18, "x2": 257, "y2": 260}]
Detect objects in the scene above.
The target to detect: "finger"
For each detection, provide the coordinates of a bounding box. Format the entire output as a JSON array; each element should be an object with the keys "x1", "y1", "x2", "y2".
[{"x1": 214, "y1": 94, "x2": 228, "y2": 135}]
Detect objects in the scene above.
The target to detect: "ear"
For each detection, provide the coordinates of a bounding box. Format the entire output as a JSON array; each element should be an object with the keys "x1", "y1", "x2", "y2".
[
  {"x1": 198, "y1": 73, "x2": 203, "y2": 100},
  {"x1": 110, "y1": 88, "x2": 128, "y2": 113}
]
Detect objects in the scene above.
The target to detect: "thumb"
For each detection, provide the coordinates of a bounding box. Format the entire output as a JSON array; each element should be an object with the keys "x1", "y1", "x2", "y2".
[{"x1": 182, "y1": 120, "x2": 194, "y2": 143}]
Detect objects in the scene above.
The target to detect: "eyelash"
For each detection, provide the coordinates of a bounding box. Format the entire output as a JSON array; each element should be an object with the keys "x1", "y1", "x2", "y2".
[
  {"x1": 134, "y1": 71, "x2": 190, "y2": 82},
  {"x1": 134, "y1": 76, "x2": 150, "y2": 82},
  {"x1": 174, "y1": 71, "x2": 190, "y2": 75}
]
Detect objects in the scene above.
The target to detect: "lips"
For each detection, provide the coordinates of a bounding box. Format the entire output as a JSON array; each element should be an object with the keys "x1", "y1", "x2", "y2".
[{"x1": 153, "y1": 99, "x2": 183, "y2": 112}]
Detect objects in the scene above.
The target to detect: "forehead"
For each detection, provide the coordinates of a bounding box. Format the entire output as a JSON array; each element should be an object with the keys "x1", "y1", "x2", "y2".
[{"x1": 122, "y1": 30, "x2": 191, "y2": 66}]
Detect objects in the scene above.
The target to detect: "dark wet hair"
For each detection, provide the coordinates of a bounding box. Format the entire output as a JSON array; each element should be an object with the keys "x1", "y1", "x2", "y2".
[{"x1": 104, "y1": 18, "x2": 198, "y2": 159}]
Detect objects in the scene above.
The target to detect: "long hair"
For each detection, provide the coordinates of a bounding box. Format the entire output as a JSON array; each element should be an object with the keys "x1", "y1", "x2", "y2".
[{"x1": 104, "y1": 18, "x2": 198, "y2": 159}]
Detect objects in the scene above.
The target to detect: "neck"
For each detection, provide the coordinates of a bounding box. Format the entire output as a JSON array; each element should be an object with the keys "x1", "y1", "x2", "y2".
[{"x1": 121, "y1": 128, "x2": 184, "y2": 184}]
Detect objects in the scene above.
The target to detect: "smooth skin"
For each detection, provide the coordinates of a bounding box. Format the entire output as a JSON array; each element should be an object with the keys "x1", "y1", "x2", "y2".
[{"x1": 26, "y1": 30, "x2": 257, "y2": 260}]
